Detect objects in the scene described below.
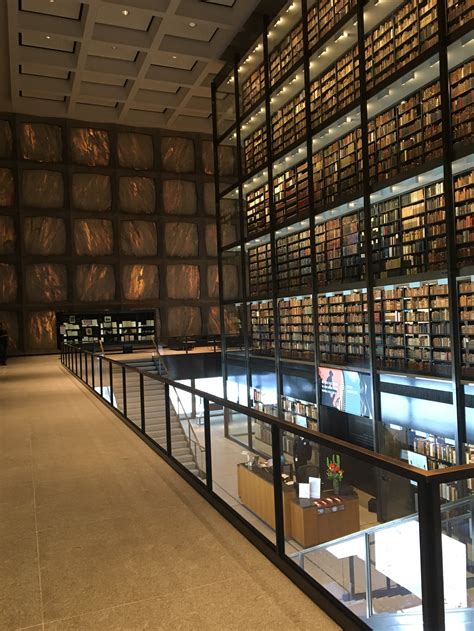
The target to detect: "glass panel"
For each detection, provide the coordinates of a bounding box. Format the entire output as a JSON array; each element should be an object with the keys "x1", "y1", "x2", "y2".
[
  {"x1": 170, "y1": 386, "x2": 206, "y2": 481},
  {"x1": 212, "y1": 408, "x2": 276, "y2": 544},
  {"x1": 219, "y1": 188, "x2": 240, "y2": 244},
  {"x1": 100, "y1": 359, "x2": 111, "y2": 403},
  {"x1": 238, "y1": 34, "x2": 264, "y2": 116},
  {"x1": 249, "y1": 356, "x2": 278, "y2": 413},
  {"x1": 225, "y1": 408, "x2": 250, "y2": 447},
  {"x1": 221, "y1": 251, "x2": 242, "y2": 301},
  {"x1": 112, "y1": 363, "x2": 124, "y2": 413},
  {"x1": 281, "y1": 428, "x2": 423, "y2": 625},
  {"x1": 216, "y1": 67, "x2": 236, "y2": 139},
  {"x1": 125, "y1": 368, "x2": 141, "y2": 427},
  {"x1": 142, "y1": 374, "x2": 166, "y2": 448}
]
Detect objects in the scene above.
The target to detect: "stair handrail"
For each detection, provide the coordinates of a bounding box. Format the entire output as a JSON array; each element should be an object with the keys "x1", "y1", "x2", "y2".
[
  {"x1": 170, "y1": 386, "x2": 206, "y2": 475},
  {"x1": 152, "y1": 337, "x2": 167, "y2": 376}
]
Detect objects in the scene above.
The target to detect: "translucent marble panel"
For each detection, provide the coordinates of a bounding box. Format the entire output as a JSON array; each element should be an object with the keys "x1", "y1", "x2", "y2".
[
  {"x1": 0, "y1": 216, "x2": 15, "y2": 254},
  {"x1": 222, "y1": 264, "x2": 239, "y2": 300},
  {"x1": 119, "y1": 176, "x2": 156, "y2": 214},
  {"x1": 164, "y1": 222, "x2": 198, "y2": 258},
  {"x1": 76, "y1": 264, "x2": 115, "y2": 302},
  {"x1": 0, "y1": 264, "x2": 18, "y2": 303},
  {"x1": 24, "y1": 217, "x2": 66, "y2": 255},
  {"x1": 202, "y1": 140, "x2": 236, "y2": 176},
  {"x1": 120, "y1": 221, "x2": 157, "y2": 257},
  {"x1": 208, "y1": 306, "x2": 220, "y2": 335},
  {"x1": 72, "y1": 173, "x2": 112, "y2": 212},
  {"x1": 74, "y1": 219, "x2": 114, "y2": 256},
  {"x1": 122, "y1": 264, "x2": 159, "y2": 301},
  {"x1": 19, "y1": 123, "x2": 63, "y2": 162},
  {"x1": 203, "y1": 182, "x2": 216, "y2": 216},
  {"x1": 207, "y1": 265, "x2": 219, "y2": 299},
  {"x1": 205, "y1": 224, "x2": 217, "y2": 257},
  {"x1": 0, "y1": 121, "x2": 13, "y2": 158},
  {"x1": 27, "y1": 311, "x2": 57, "y2": 350},
  {"x1": 0, "y1": 311, "x2": 19, "y2": 350},
  {"x1": 0, "y1": 169, "x2": 14, "y2": 207},
  {"x1": 166, "y1": 265, "x2": 200, "y2": 299},
  {"x1": 161, "y1": 137, "x2": 195, "y2": 173},
  {"x1": 26, "y1": 264, "x2": 67, "y2": 303},
  {"x1": 117, "y1": 132, "x2": 154, "y2": 170},
  {"x1": 22, "y1": 170, "x2": 64, "y2": 208},
  {"x1": 70, "y1": 128, "x2": 110, "y2": 166},
  {"x1": 162, "y1": 180, "x2": 197, "y2": 215},
  {"x1": 167, "y1": 306, "x2": 201, "y2": 337}
]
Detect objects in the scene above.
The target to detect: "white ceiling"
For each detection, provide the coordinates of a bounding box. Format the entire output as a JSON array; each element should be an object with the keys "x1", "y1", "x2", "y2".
[{"x1": 2, "y1": 0, "x2": 261, "y2": 133}]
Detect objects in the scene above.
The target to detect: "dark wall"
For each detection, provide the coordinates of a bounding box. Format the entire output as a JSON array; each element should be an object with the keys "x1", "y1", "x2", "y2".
[{"x1": 0, "y1": 114, "x2": 238, "y2": 353}]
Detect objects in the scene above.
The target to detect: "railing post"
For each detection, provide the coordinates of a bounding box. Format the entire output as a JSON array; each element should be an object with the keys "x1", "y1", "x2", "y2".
[
  {"x1": 91, "y1": 352, "x2": 95, "y2": 389},
  {"x1": 271, "y1": 424, "x2": 285, "y2": 556},
  {"x1": 74, "y1": 347, "x2": 78, "y2": 374},
  {"x1": 203, "y1": 399, "x2": 213, "y2": 491},
  {"x1": 109, "y1": 362, "x2": 113, "y2": 406},
  {"x1": 85, "y1": 351, "x2": 88, "y2": 384},
  {"x1": 364, "y1": 533, "x2": 373, "y2": 620},
  {"x1": 99, "y1": 356, "x2": 103, "y2": 397},
  {"x1": 140, "y1": 373, "x2": 145, "y2": 433},
  {"x1": 165, "y1": 384, "x2": 172, "y2": 456},
  {"x1": 79, "y1": 350, "x2": 83, "y2": 380},
  {"x1": 122, "y1": 366, "x2": 127, "y2": 417},
  {"x1": 418, "y1": 479, "x2": 445, "y2": 631}
]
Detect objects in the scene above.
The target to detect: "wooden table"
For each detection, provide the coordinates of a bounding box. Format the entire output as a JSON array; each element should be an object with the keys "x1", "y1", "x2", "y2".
[
  {"x1": 290, "y1": 495, "x2": 360, "y2": 548},
  {"x1": 237, "y1": 463, "x2": 295, "y2": 531}
]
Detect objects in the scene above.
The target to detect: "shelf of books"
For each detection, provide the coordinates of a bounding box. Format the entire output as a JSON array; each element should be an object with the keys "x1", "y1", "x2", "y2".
[
  {"x1": 58, "y1": 311, "x2": 156, "y2": 348},
  {"x1": 214, "y1": 0, "x2": 474, "y2": 466}
]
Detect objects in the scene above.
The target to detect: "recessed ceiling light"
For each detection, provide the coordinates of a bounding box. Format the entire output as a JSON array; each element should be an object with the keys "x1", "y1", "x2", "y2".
[
  {"x1": 112, "y1": 45, "x2": 117, "y2": 50},
  {"x1": 45, "y1": 35, "x2": 51, "y2": 40},
  {"x1": 189, "y1": 22, "x2": 196, "y2": 27},
  {"x1": 122, "y1": 9, "x2": 129, "y2": 16},
  {"x1": 172, "y1": 55, "x2": 177, "y2": 59}
]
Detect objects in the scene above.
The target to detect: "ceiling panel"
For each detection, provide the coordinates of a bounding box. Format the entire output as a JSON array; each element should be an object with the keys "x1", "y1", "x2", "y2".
[{"x1": 5, "y1": 0, "x2": 262, "y2": 132}]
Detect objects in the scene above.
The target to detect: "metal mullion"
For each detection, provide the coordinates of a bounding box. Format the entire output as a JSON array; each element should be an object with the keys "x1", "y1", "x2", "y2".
[
  {"x1": 357, "y1": 2, "x2": 382, "y2": 447},
  {"x1": 437, "y1": 0, "x2": 466, "y2": 463},
  {"x1": 165, "y1": 383, "x2": 172, "y2": 455},
  {"x1": 85, "y1": 349, "x2": 88, "y2": 384},
  {"x1": 232, "y1": 52, "x2": 253, "y2": 410},
  {"x1": 122, "y1": 365, "x2": 127, "y2": 417},
  {"x1": 140, "y1": 372, "x2": 145, "y2": 433},
  {"x1": 91, "y1": 351, "x2": 95, "y2": 389},
  {"x1": 109, "y1": 361, "x2": 113, "y2": 406},
  {"x1": 301, "y1": 0, "x2": 322, "y2": 408},
  {"x1": 262, "y1": 13, "x2": 283, "y2": 413},
  {"x1": 271, "y1": 423, "x2": 285, "y2": 555},
  {"x1": 99, "y1": 355, "x2": 103, "y2": 397}
]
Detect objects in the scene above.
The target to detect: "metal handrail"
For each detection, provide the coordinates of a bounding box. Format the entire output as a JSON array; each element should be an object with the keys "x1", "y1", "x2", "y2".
[
  {"x1": 170, "y1": 386, "x2": 206, "y2": 475},
  {"x1": 60, "y1": 342, "x2": 474, "y2": 485}
]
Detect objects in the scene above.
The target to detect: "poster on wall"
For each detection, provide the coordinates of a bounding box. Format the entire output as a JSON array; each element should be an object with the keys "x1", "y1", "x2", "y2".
[{"x1": 319, "y1": 367, "x2": 343, "y2": 410}]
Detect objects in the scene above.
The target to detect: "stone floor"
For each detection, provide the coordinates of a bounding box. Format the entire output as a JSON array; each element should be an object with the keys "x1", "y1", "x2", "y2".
[{"x1": 0, "y1": 355, "x2": 340, "y2": 631}]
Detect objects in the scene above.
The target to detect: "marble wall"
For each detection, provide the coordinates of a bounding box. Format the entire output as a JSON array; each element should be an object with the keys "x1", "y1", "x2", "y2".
[{"x1": 0, "y1": 115, "x2": 233, "y2": 352}]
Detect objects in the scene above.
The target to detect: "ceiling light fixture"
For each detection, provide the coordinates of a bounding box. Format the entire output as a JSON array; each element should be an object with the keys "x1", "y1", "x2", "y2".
[
  {"x1": 172, "y1": 55, "x2": 177, "y2": 59},
  {"x1": 189, "y1": 22, "x2": 196, "y2": 27},
  {"x1": 45, "y1": 35, "x2": 51, "y2": 40},
  {"x1": 122, "y1": 9, "x2": 129, "y2": 16}
]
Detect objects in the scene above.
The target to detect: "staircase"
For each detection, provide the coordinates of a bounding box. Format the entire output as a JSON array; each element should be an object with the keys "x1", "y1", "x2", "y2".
[{"x1": 112, "y1": 360, "x2": 202, "y2": 477}]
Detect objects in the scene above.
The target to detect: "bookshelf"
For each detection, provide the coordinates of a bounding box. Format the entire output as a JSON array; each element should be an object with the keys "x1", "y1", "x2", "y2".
[
  {"x1": 371, "y1": 181, "x2": 447, "y2": 278},
  {"x1": 276, "y1": 229, "x2": 311, "y2": 295},
  {"x1": 278, "y1": 296, "x2": 314, "y2": 361},
  {"x1": 213, "y1": 0, "x2": 474, "y2": 467}
]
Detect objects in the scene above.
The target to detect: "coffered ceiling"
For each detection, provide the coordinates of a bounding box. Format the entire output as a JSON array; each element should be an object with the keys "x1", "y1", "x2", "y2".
[{"x1": 1, "y1": 0, "x2": 262, "y2": 132}]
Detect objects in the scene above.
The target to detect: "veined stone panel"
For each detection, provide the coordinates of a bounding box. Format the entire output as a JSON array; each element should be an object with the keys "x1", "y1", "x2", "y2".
[
  {"x1": 161, "y1": 137, "x2": 195, "y2": 173},
  {"x1": 26, "y1": 311, "x2": 57, "y2": 350},
  {"x1": 205, "y1": 224, "x2": 217, "y2": 257},
  {"x1": 24, "y1": 217, "x2": 66, "y2": 255},
  {"x1": 122, "y1": 264, "x2": 159, "y2": 300},
  {"x1": 222, "y1": 265, "x2": 239, "y2": 300},
  {"x1": 164, "y1": 222, "x2": 198, "y2": 258},
  {"x1": 167, "y1": 306, "x2": 201, "y2": 337},
  {"x1": 166, "y1": 264, "x2": 200, "y2": 299},
  {"x1": 0, "y1": 311, "x2": 19, "y2": 350},
  {"x1": 0, "y1": 121, "x2": 13, "y2": 158},
  {"x1": 0, "y1": 264, "x2": 17, "y2": 303},
  {"x1": 224, "y1": 305, "x2": 241, "y2": 335},
  {"x1": 119, "y1": 176, "x2": 156, "y2": 214},
  {"x1": 70, "y1": 128, "x2": 110, "y2": 166},
  {"x1": 208, "y1": 306, "x2": 220, "y2": 335},
  {"x1": 76, "y1": 264, "x2": 115, "y2": 302},
  {"x1": 19, "y1": 123, "x2": 62, "y2": 162},
  {"x1": 117, "y1": 132, "x2": 154, "y2": 170},
  {"x1": 25, "y1": 264, "x2": 67, "y2": 303},
  {"x1": 74, "y1": 219, "x2": 114, "y2": 256},
  {"x1": 203, "y1": 182, "x2": 216, "y2": 216},
  {"x1": 207, "y1": 265, "x2": 219, "y2": 299},
  {"x1": 202, "y1": 140, "x2": 236, "y2": 177},
  {"x1": 72, "y1": 174, "x2": 112, "y2": 212},
  {"x1": 22, "y1": 170, "x2": 64, "y2": 208},
  {"x1": 162, "y1": 180, "x2": 197, "y2": 215},
  {"x1": 0, "y1": 169, "x2": 14, "y2": 207},
  {"x1": 120, "y1": 221, "x2": 157, "y2": 257},
  {"x1": 0, "y1": 216, "x2": 15, "y2": 254}
]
